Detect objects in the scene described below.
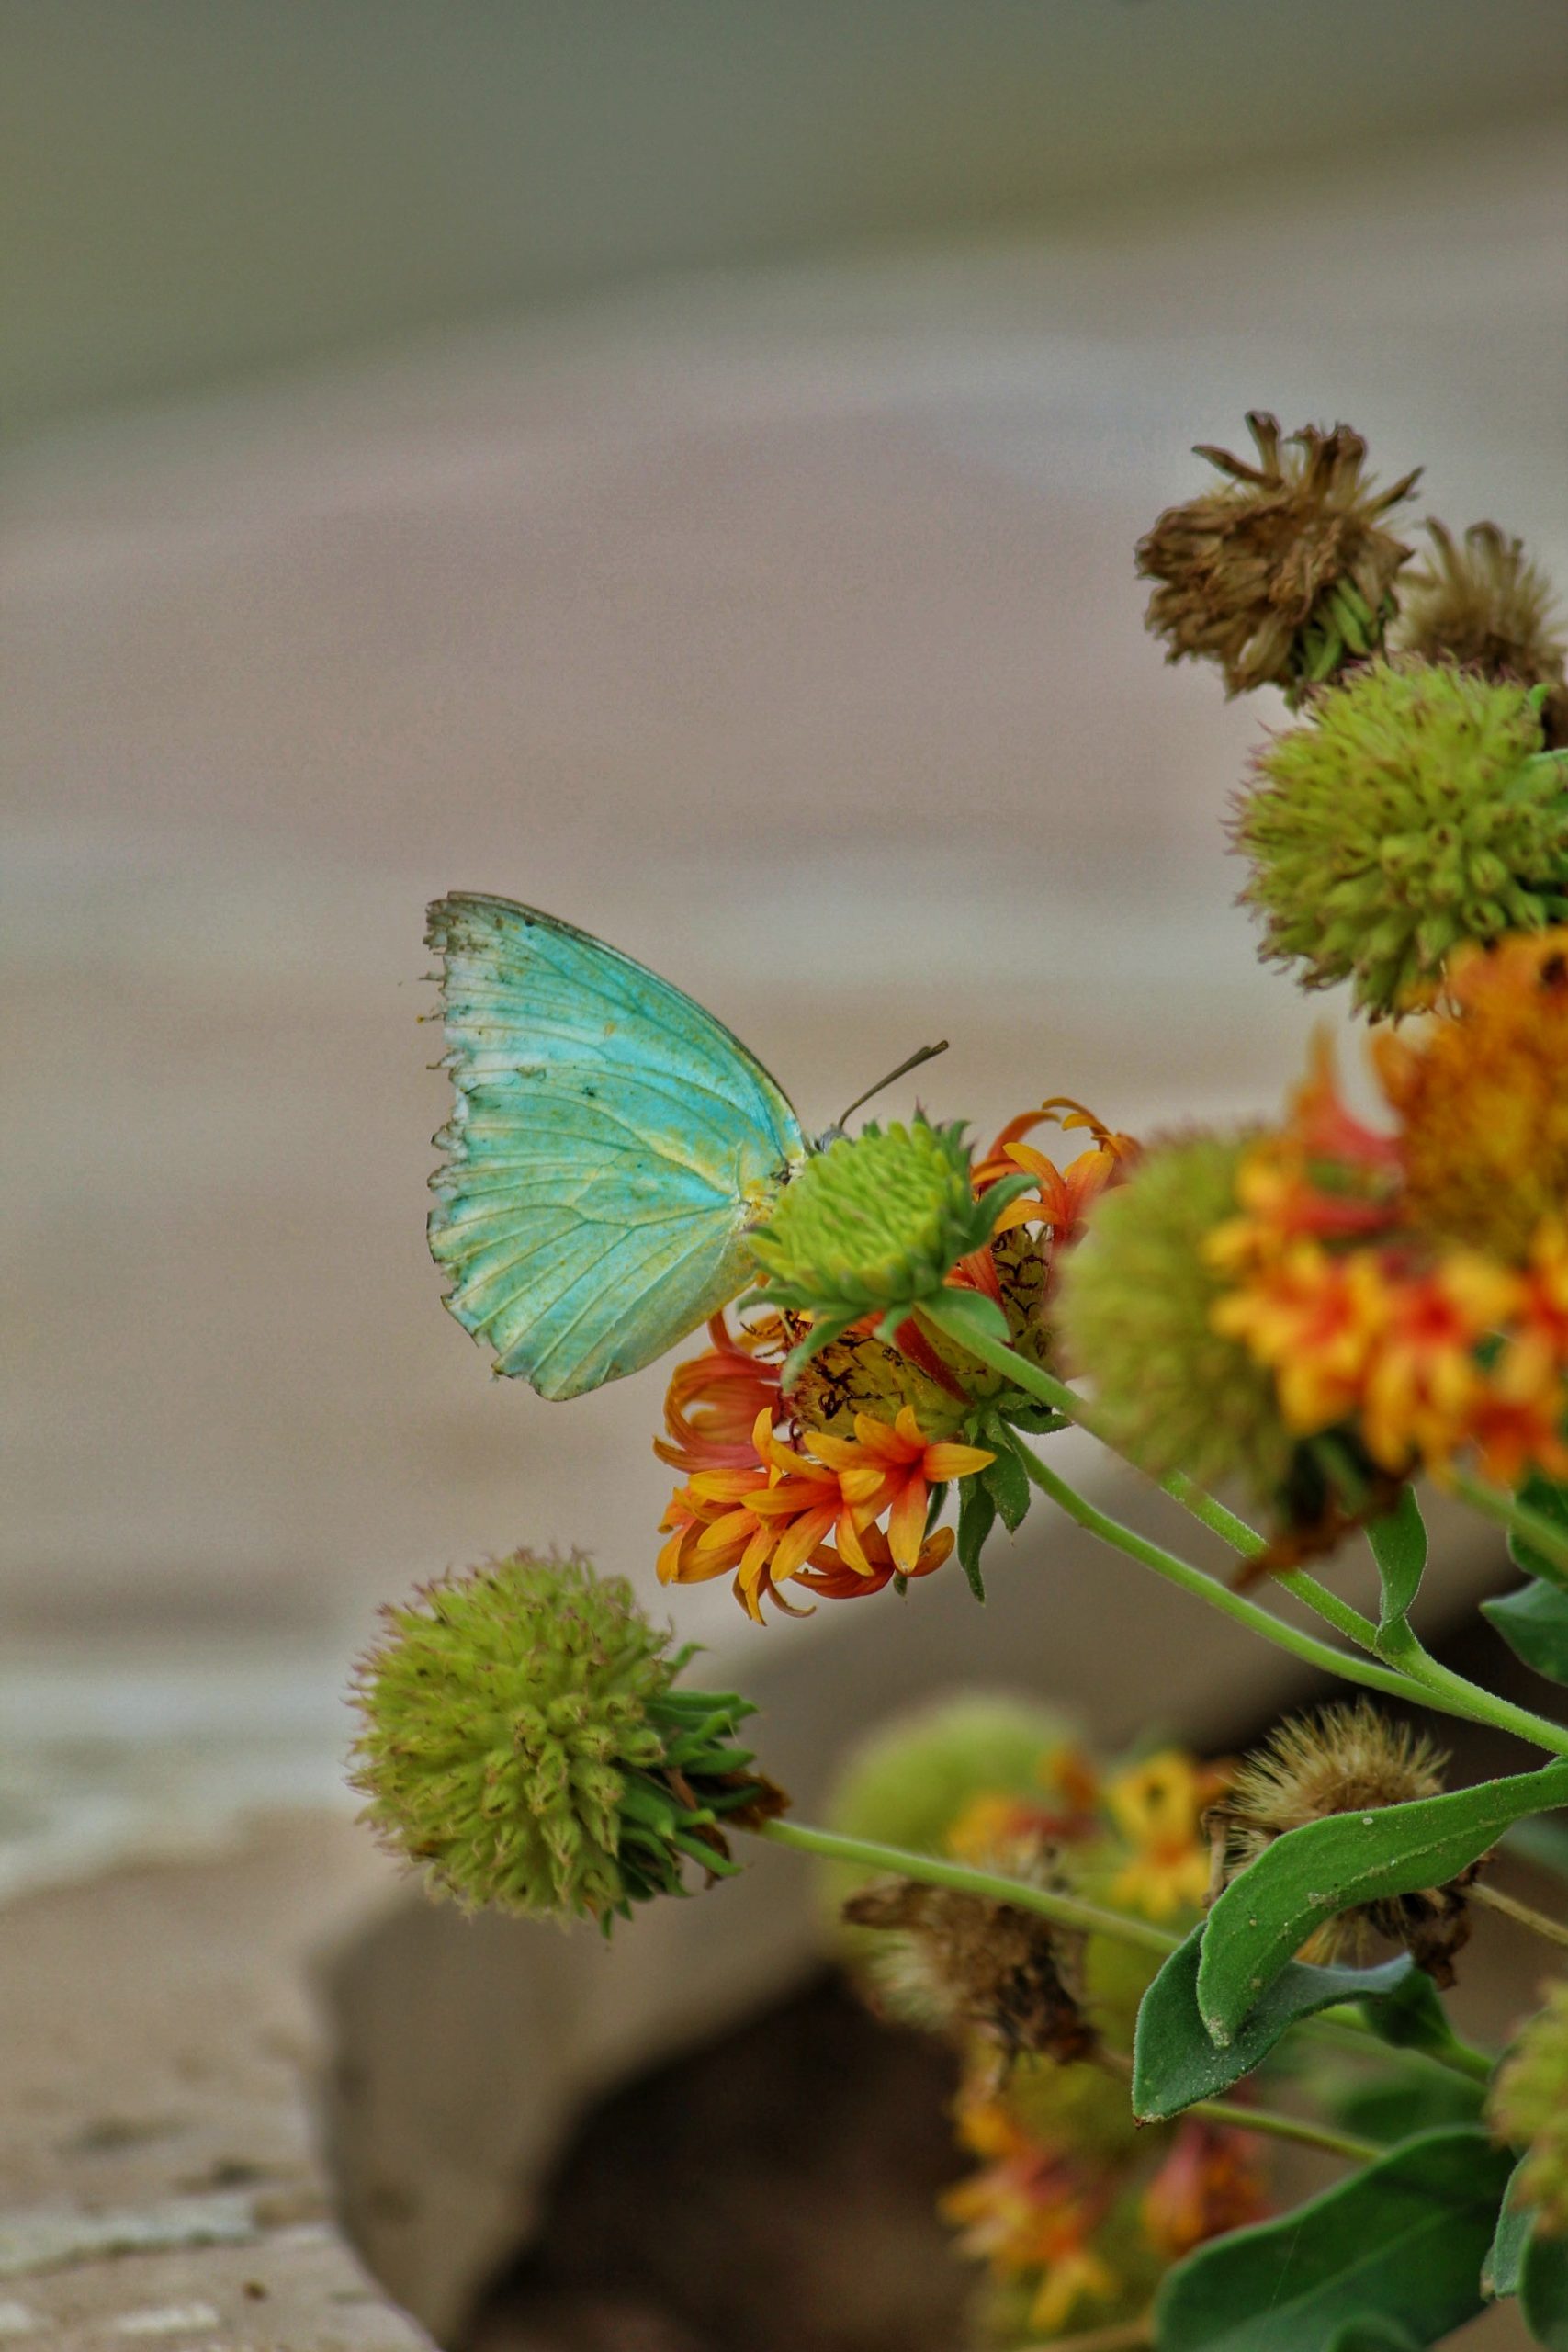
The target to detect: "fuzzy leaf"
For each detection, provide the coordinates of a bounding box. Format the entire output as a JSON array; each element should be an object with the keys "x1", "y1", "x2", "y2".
[
  {"x1": 956, "y1": 1476, "x2": 994, "y2": 1602},
  {"x1": 1154, "y1": 2128, "x2": 1512, "y2": 2352},
  {"x1": 1133, "y1": 1924, "x2": 1415, "y2": 2121},
  {"x1": 1333, "y1": 2071, "x2": 1483, "y2": 2145},
  {"x1": 1484, "y1": 1581, "x2": 1568, "y2": 1684},
  {"x1": 1511, "y1": 1473, "x2": 1568, "y2": 1591},
  {"x1": 1368, "y1": 1487, "x2": 1427, "y2": 1643},
  {"x1": 1355, "y1": 1962, "x2": 1467, "y2": 2059},
  {"x1": 1197, "y1": 1757, "x2": 1568, "y2": 2046}
]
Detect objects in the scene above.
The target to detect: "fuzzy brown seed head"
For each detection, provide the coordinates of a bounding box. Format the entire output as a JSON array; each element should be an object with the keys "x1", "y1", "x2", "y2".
[
  {"x1": 1136, "y1": 412, "x2": 1419, "y2": 700},
  {"x1": 1217, "y1": 1702, "x2": 1474, "y2": 1982},
  {"x1": 843, "y1": 1874, "x2": 1096, "y2": 2065},
  {"x1": 1395, "y1": 520, "x2": 1568, "y2": 750}
]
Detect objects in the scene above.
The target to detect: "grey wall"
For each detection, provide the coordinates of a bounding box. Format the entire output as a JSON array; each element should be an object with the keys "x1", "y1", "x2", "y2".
[{"x1": 7, "y1": 0, "x2": 1568, "y2": 435}]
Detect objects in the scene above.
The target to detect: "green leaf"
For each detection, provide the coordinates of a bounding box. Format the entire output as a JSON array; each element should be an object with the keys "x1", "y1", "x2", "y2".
[
  {"x1": 1484, "y1": 1581, "x2": 1568, "y2": 1684},
  {"x1": 1332, "y1": 2070, "x2": 1483, "y2": 2145},
  {"x1": 979, "y1": 1424, "x2": 1032, "y2": 1534},
  {"x1": 1197, "y1": 1756, "x2": 1568, "y2": 2046},
  {"x1": 1154, "y1": 2128, "x2": 1513, "y2": 2352},
  {"x1": 1485, "y1": 2157, "x2": 1534, "y2": 2297},
  {"x1": 1355, "y1": 1962, "x2": 1466, "y2": 2060},
  {"x1": 1325, "y1": 2324, "x2": 1417, "y2": 2352},
  {"x1": 1368, "y1": 1487, "x2": 1427, "y2": 1644},
  {"x1": 955, "y1": 1476, "x2": 994, "y2": 1602},
  {"x1": 1512, "y1": 1473, "x2": 1568, "y2": 1591},
  {"x1": 1133, "y1": 1923, "x2": 1416, "y2": 2122},
  {"x1": 1505, "y1": 1815, "x2": 1568, "y2": 1879},
  {"x1": 998, "y1": 1400, "x2": 1068, "y2": 1435},
  {"x1": 1522, "y1": 2217, "x2": 1568, "y2": 2347}
]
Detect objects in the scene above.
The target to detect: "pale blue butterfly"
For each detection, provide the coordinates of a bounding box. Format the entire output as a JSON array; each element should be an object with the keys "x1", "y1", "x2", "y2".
[{"x1": 427, "y1": 895, "x2": 942, "y2": 1401}]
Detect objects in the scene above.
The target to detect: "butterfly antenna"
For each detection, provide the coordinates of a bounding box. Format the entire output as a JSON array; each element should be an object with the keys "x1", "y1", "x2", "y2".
[{"x1": 835, "y1": 1041, "x2": 949, "y2": 1129}]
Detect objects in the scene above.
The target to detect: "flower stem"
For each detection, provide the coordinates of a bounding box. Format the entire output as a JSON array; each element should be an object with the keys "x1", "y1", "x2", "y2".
[
  {"x1": 1008, "y1": 1440, "x2": 1445, "y2": 1713},
  {"x1": 753, "y1": 1819, "x2": 1491, "y2": 2083},
  {"x1": 753, "y1": 1815, "x2": 1175, "y2": 1953},
  {"x1": 941, "y1": 1313, "x2": 1568, "y2": 1753},
  {"x1": 1472, "y1": 1878, "x2": 1568, "y2": 1951},
  {"x1": 1454, "y1": 1470, "x2": 1568, "y2": 1582},
  {"x1": 1097, "y1": 2048, "x2": 1376, "y2": 2162}
]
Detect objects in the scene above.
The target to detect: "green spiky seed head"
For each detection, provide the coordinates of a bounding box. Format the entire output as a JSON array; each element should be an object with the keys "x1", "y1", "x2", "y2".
[
  {"x1": 749, "y1": 1117, "x2": 1023, "y2": 1336},
  {"x1": 1055, "y1": 1133, "x2": 1294, "y2": 1497},
  {"x1": 1235, "y1": 658, "x2": 1568, "y2": 1018},
  {"x1": 1491, "y1": 1979, "x2": 1568, "y2": 2233},
  {"x1": 350, "y1": 1551, "x2": 782, "y2": 1928}
]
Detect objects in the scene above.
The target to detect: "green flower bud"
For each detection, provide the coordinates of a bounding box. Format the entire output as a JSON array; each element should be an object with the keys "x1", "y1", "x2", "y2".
[
  {"x1": 351, "y1": 1551, "x2": 784, "y2": 1928},
  {"x1": 748, "y1": 1118, "x2": 1027, "y2": 1365},
  {"x1": 1491, "y1": 1978, "x2": 1568, "y2": 2232},
  {"x1": 1235, "y1": 658, "x2": 1568, "y2": 1018},
  {"x1": 1055, "y1": 1134, "x2": 1295, "y2": 1498}
]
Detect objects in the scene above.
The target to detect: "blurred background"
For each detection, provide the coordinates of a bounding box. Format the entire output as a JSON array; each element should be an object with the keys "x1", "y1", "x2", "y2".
[{"x1": 3, "y1": 5, "x2": 1567, "y2": 2344}]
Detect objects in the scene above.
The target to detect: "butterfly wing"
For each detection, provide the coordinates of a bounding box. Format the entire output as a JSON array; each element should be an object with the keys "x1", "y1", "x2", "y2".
[{"x1": 426, "y1": 894, "x2": 808, "y2": 1399}]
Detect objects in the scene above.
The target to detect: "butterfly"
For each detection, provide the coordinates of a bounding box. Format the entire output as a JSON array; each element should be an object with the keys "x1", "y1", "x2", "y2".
[{"x1": 427, "y1": 896, "x2": 945, "y2": 1400}]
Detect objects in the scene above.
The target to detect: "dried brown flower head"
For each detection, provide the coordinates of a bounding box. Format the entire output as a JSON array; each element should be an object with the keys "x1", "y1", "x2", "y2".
[
  {"x1": 843, "y1": 1873, "x2": 1096, "y2": 2065},
  {"x1": 1215, "y1": 1700, "x2": 1477, "y2": 1984},
  {"x1": 1136, "y1": 412, "x2": 1419, "y2": 701},
  {"x1": 1394, "y1": 519, "x2": 1568, "y2": 749}
]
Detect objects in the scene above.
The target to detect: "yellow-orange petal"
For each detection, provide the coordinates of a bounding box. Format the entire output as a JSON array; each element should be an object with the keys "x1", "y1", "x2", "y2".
[
  {"x1": 851, "y1": 1411, "x2": 916, "y2": 1465},
  {"x1": 772, "y1": 1502, "x2": 841, "y2": 1582},
  {"x1": 887, "y1": 1476, "x2": 930, "y2": 1570},
  {"x1": 923, "y1": 1440, "x2": 995, "y2": 1481}
]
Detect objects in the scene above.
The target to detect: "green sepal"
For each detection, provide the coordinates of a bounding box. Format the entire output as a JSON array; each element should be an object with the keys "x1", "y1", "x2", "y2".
[
  {"x1": 1511, "y1": 1473, "x2": 1568, "y2": 1592},
  {"x1": 1485, "y1": 1580, "x2": 1568, "y2": 1684},
  {"x1": 1154, "y1": 2128, "x2": 1512, "y2": 2352},
  {"x1": 956, "y1": 1475, "x2": 995, "y2": 1602},
  {"x1": 1521, "y1": 2210, "x2": 1568, "y2": 2346},
  {"x1": 978, "y1": 1420, "x2": 1032, "y2": 1534},
  {"x1": 1368, "y1": 1487, "x2": 1427, "y2": 1647},
  {"x1": 917, "y1": 1286, "x2": 1012, "y2": 1353},
  {"x1": 1485, "y1": 2157, "x2": 1534, "y2": 2298},
  {"x1": 1133, "y1": 1922, "x2": 1416, "y2": 2122},
  {"x1": 997, "y1": 1399, "x2": 1070, "y2": 1436},
  {"x1": 1197, "y1": 1755, "x2": 1568, "y2": 2046},
  {"x1": 1356, "y1": 1962, "x2": 1470, "y2": 2062}
]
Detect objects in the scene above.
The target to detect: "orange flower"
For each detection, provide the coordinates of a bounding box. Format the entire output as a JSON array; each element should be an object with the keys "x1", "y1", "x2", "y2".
[
  {"x1": 807, "y1": 1406, "x2": 994, "y2": 1569},
  {"x1": 977, "y1": 1098, "x2": 1139, "y2": 1248},
  {"x1": 942, "y1": 2100, "x2": 1119, "y2": 2335},
  {"x1": 653, "y1": 1314, "x2": 783, "y2": 1476},
  {"x1": 1359, "y1": 1252, "x2": 1522, "y2": 1473},
  {"x1": 1211, "y1": 1240, "x2": 1392, "y2": 1435},
  {"x1": 1105, "y1": 1751, "x2": 1228, "y2": 1920},
  {"x1": 1141, "y1": 2120, "x2": 1269, "y2": 2261},
  {"x1": 794, "y1": 1520, "x2": 954, "y2": 1601}
]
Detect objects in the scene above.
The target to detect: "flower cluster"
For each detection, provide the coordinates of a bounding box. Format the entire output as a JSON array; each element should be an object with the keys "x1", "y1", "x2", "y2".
[
  {"x1": 829, "y1": 1700, "x2": 1255, "y2": 2344},
  {"x1": 1061, "y1": 935, "x2": 1568, "y2": 1548},
  {"x1": 655, "y1": 1102, "x2": 1135, "y2": 1619},
  {"x1": 1490, "y1": 1978, "x2": 1568, "y2": 2233}
]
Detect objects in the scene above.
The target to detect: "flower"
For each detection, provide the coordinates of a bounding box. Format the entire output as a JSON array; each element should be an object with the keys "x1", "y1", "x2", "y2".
[
  {"x1": 1490, "y1": 1978, "x2": 1568, "y2": 2232},
  {"x1": 652, "y1": 1313, "x2": 782, "y2": 1476},
  {"x1": 1104, "y1": 1751, "x2": 1228, "y2": 1920},
  {"x1": 1136, "y1": 413, "x2": 1418, "y2": 699},
  {"x1": 1216, "y1": 1701, "x2": 1474, "y2": 1980},
  {"x1": 1234, "y1": 658, "x2": 1568, "y2": 1018},
  {"x1": 658, "y1": 1401, "x2": 987, "y2": 1620},
  {"x1": 1376, "y1": 929, "x2": 1568, "y2": 1261},
  {"x1": 807, "y1": 1405, "x2": 994, "y2": 1569},
  {"x1": 976, "y1": 1098, "x2": 1139, "y2": 1250},
  {"x1": 350, "y1": 1551, "x2": 783, "y2": 1925},
  {"x1": 1055, "y1": 1132, "x2": 1297, "y2": 1497},
  {"x1": 1394, "y1": 519, "x2": 1568, "y2": 750},
  {"x1": 825, "y1": 1692, "x2": 1089, "y2": 1882},
  {"x1": 747, "y1": 1116, "x2": 1031, "y2": 1362},
  {"x1": 942, "y1": 2100, "x2": 1123, "y2": 2338},
  {"x1": 1140, "y1": 2120, "x2": 1269, "y2": 2261}
]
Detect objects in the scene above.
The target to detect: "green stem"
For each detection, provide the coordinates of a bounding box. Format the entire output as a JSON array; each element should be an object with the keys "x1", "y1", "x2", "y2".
[
  {"x1": 1182, "y1": 2098, "x2": 1377, "y2": 2164},
  {"x1": 1010, "y1": 1442, "x2": 1444, "y2": 1713},
  {"x1": 755, "y1": 1815, "x2": 1176, "y2": 1953},
  {"x1": 1454, "y1": 1470, "x2": 1568, "y2": 1581},
  {"x1": 1472, "y1": 1879, "x2": 1568, "y2": 1951},
  {"x1": 942, "y1": 1311, "x2": 1568, "y2": 1754},
  {"x1": 1307, "y1": 2011, "x2": 1494, "y2": 2086}
]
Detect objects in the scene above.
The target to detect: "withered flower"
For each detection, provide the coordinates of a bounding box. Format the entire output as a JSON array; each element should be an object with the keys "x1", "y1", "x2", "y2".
[
  {"x1": 843, "y1": 1874, "x2": 1097, "y2": 2065},
  {"x1": 1136, "y1": 413, "x2": 1419, "y2": 701},
  {"x1": 1394, "y1": 519, "x2": 1568, "y2": 749},
  {"x1": 1214, "y1": 1700, "x2": 1478, "y2": 1984}
]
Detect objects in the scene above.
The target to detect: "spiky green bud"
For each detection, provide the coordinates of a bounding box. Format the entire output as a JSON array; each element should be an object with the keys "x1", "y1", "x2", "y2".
[
  {"x1": 1055, "y1": 1134, "x2": 1294, "y2": 1498},
  {"x1": 350, "y1": 1551, "x2": 783, "y2": 1928},
  {"x1": 1491, "y1": 1978, "x2": 1568, "y2": 2232},
  {"x1": 748, "y1": 1118, "x2": 1027, "y2": 1364},
  {"x1": 1235, "y1": 658, "x2": 1568, "y2": 1018}
]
